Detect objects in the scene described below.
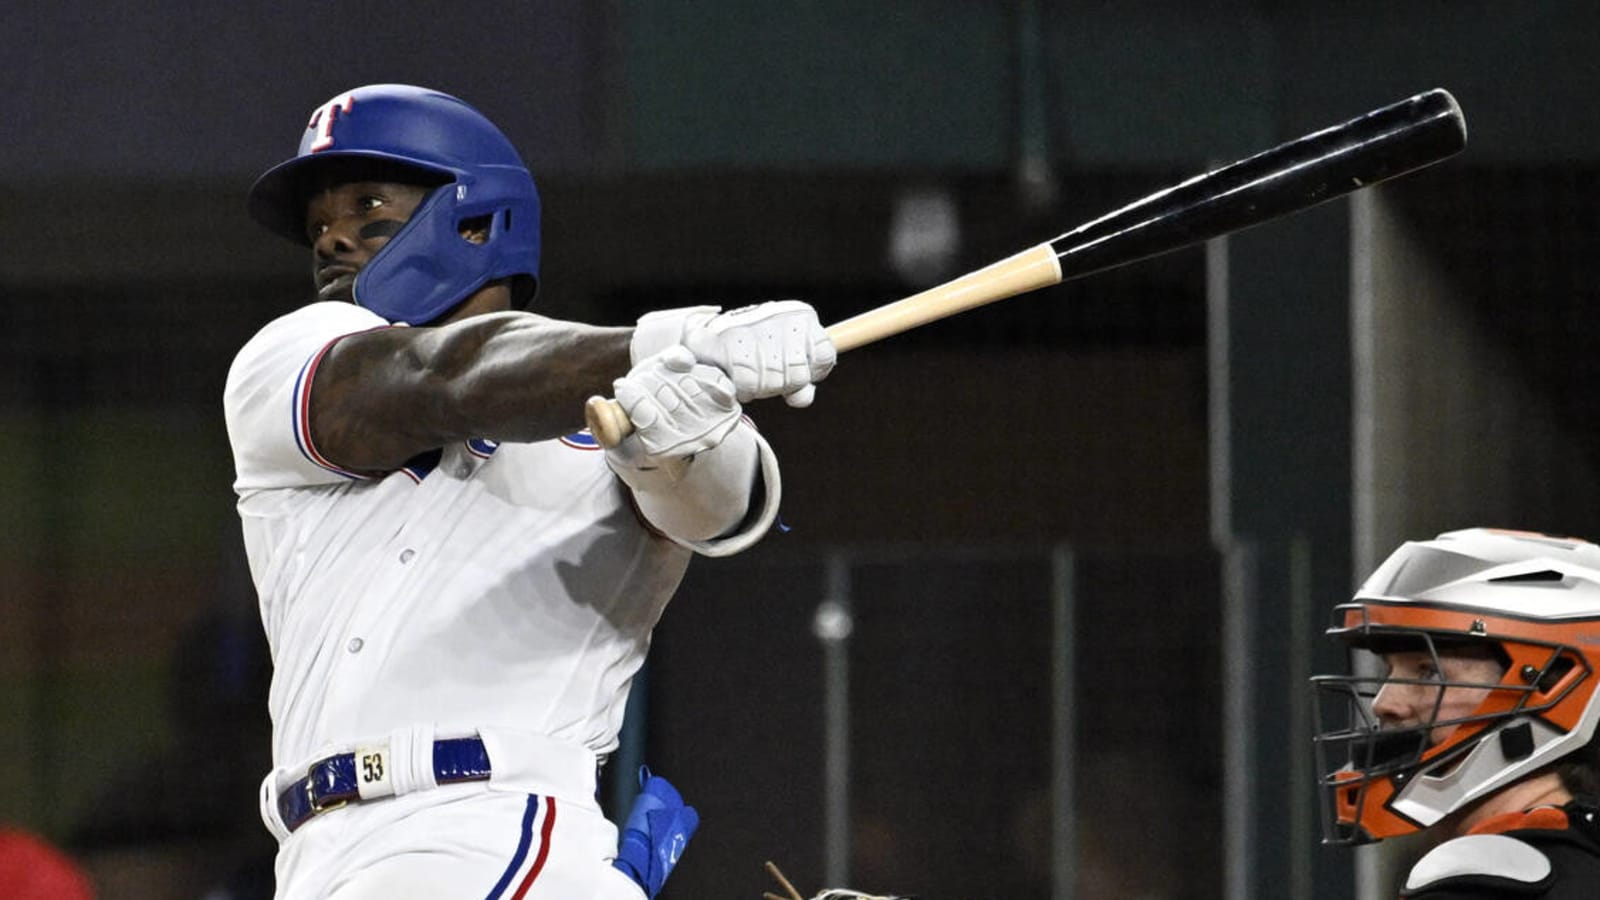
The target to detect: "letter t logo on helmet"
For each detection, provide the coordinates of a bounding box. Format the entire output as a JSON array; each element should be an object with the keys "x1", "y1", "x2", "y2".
[
  {"x1": 247, "y1": 84, "x2": 542, "y2": 324},
  {"x1": 306, "y1": 92, "x2": 356, "y2": 152}
]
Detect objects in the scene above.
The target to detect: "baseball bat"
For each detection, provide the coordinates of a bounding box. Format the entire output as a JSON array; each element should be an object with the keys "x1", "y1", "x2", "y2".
[{"x1": 585, "y1": 88, "x2": 1466, "y2": 448}]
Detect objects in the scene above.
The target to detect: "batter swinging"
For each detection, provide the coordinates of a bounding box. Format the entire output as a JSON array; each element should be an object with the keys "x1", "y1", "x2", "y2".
[{"x1": 224, "y1": 84, "x2": 834, "y2": 899}]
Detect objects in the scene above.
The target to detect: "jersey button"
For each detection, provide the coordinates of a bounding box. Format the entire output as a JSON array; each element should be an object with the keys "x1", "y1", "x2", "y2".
[
  {"x1": 399, "y1": 549, "x2": 416, "y2": 563},
  {"x1": 347, "y1": 637, "x2": 364, "y2": 653}
]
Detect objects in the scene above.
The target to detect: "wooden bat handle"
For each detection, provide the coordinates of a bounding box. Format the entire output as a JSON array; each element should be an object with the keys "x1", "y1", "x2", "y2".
[
  {"x1": 584, "y1": 394, "x2": 635, "y2": 449},
  {"x1": 583, "y1": 89, "x2": 1466, "y2": 448},
  {"x1": 825, "y1": 242, "x2": 1062, "y2": 351},
  {"x1": 583, "y1": 243, "x2": 1063, "y2": 448}
]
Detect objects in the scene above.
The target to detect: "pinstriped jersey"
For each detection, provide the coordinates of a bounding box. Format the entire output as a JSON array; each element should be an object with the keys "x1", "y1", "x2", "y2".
[{"x1": 223, "y1": 302, "x2": 692, "y2": 773}]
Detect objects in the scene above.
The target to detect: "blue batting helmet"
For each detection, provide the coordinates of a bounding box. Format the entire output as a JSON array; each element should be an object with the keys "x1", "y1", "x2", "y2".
[{"x1": 247, "y1": 84, "x2": 541, "y2": 324}]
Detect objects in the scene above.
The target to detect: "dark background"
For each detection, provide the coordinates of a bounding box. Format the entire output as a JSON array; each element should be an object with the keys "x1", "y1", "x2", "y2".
[{"x1": 5, "y1": 3, "x2": 1600, "y2": 898}]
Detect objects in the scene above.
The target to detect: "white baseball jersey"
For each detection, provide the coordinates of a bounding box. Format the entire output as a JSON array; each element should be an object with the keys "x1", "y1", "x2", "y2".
[{"x1": 223, "y1": 301, "x2": 761, "y2": 897}]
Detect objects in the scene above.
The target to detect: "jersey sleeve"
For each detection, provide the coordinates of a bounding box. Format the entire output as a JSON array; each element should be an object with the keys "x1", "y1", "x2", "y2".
[
  {"x1": 224, "y1": 301, "x2": 395, "y2": 493},
  {"x1": 679, "y1": 423, "x2": 781, "y2": 558}
]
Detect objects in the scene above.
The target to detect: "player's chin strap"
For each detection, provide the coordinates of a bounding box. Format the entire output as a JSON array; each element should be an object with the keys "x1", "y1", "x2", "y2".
[
  {"x1": 763, "y1": 860, "x2": 920, "y2": 900},
  {"x1": 613, "y1": 767, "x2": 700, "y2": 899}
]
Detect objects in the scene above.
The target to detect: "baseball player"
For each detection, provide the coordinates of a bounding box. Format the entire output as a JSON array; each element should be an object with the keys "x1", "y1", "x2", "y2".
[
  {"x1": 223, "y1": 84, "x2": 835, "y2": 899},
  {"x1": 1313, "y1": 528, "x2": 1600, "y2": 897}
]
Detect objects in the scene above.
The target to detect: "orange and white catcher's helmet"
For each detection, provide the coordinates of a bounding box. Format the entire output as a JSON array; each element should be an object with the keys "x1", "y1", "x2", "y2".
[{"x1": 1312, "y1": 528, "x2": 1600, "y2": 844}]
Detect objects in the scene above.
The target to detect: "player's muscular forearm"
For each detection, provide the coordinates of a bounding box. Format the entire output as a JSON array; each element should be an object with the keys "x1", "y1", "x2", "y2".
[{"x1": 310, "y1": 312, "x2": 632, "y2": 472}]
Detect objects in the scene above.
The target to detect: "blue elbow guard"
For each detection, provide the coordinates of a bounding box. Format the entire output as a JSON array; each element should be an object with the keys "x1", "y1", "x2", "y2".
[{"x1": 612, "y1": 767, "x2": 700, "y2": 898}]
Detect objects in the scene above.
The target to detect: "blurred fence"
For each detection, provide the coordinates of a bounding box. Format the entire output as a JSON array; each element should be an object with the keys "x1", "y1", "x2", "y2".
[{"x1": 646, "y1": 540, "x2": 1223, "y2": 900}]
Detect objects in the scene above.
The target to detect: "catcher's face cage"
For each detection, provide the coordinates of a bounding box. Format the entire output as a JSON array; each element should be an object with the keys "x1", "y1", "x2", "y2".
[{"x1": 1311, "y1": 601, "x2": 1595, "y2": 845}]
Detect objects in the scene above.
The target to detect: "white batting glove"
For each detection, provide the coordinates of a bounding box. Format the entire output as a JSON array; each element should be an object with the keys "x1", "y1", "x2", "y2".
[
  {"x1": 631, "y1": 305, "x2": 720, "y2": 363},
  {"x1": 610, "y1": 346, "x2": 742, "y2": 462},
  {"x1": 632, "y1": 301, "x2": 836, "y2": 407}
]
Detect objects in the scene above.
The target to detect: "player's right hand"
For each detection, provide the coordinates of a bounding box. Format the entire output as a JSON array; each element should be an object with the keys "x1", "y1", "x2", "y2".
[
  {"x1": 632, "y1": 301, "x2": 836, "y2": 407},
  {"x1": 611, "y1": 346, "x2": 742, "y2": 461}
]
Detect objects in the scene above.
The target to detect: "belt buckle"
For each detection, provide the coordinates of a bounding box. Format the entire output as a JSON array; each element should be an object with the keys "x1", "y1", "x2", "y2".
[{"x1": 305, "y1": 763, "x2": 349, "y2": 816}]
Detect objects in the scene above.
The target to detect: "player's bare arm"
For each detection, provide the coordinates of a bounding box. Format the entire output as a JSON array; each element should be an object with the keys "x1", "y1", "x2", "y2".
[
  {"x1": 290, "y1": 173, "x2": 636, "y2": 472},
  {"x1": 285, "y1": 165, "x2": 833, "y2": 474},
  {"x1": 309, "y1": 313, "x2": 632, "y2": 473}
]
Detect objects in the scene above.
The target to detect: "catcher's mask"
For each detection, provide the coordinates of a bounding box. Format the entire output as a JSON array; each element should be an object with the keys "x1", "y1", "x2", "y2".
[
  {"x1": 248, "y1": 83, "x2": 540, "y2": 325},
  {"x1": 1311, "y1": 528, "x2": 1600, "y2": 845}
]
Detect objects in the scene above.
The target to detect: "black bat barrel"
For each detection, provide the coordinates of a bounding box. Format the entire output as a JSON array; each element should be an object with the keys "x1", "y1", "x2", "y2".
[{"x1": 1049, "y1": 88, "x2": 1466, "y2": 280}]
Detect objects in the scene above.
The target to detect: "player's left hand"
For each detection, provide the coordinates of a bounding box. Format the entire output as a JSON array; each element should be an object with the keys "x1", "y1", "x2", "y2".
[
  {"x1": 632, "y1": 301, "x2": 836, "y2": 406},
  {"x1": 611, "y1": 346, "x2": 741, "y2": 461},
  {"x1": 613, "y1": 768, "x2": 699, "y2": 900}
]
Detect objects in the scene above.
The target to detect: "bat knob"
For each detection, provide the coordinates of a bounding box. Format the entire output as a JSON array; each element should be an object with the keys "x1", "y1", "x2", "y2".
[{"x1": 584, "y1": 395, "x2": 632, "y2": 449}]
